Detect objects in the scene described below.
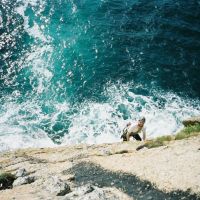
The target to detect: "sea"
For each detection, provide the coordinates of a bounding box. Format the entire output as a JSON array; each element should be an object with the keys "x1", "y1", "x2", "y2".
[{"x1": 0, "y1": 0, "x2": 200, "y2": 151}]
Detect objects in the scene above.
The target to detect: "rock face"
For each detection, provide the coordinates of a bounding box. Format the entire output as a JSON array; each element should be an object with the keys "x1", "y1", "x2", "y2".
[
  {"x1": 182, "y1": 116, "x2": 200, "y2": 126},
  {"x1": 15, "y1": 168, "x2": 28, "y2": 178},
  {"x1": 64, "y1": 185, "x2": 131, "y2": 200},
  {"x1": 45, "y1": 176, "x2": 71, "y2": 196},
  {"x1": 0, "y1": 137, "x2": 200, "y2": 199},
  {"x1": 13, "y1": 176, "x2": 35, "y2": 187},
  {"x1": 13, "y1": 168, "x2": 35, "y2": 187}
]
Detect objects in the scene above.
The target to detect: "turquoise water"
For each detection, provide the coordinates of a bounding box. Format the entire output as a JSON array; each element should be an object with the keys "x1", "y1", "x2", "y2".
[{"x1": 0, "y1": 0, "x2": 200, "y2": 150}]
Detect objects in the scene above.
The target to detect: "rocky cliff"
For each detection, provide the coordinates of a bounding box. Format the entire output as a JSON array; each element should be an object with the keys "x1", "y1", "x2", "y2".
[{"x1": 0, "y1": 134, "x2": 200, "y2": 200}]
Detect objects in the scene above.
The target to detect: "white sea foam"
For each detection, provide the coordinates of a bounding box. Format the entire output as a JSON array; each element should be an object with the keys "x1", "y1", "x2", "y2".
[
  {"x1": 0, "y1": 82, "x2": 200, "y2": 151},
  {"x1": 62, "y1": 102, "x2": 121, "y2": 145},
  {"x1": 0, "y1": 100, "x2": 56, "y2": 152},
  {"x1": 1, "y1": 80, "x2": 200, "y2": 151},
  {"x1": 61, "y1": 83, "x2": 200, "y2": 145},
  {"x1": 0, "y1": 131, "x2": 55, "y2": 152},
  {"x1": 15, "y1": 0, "x2": 48, "y2": 42}
]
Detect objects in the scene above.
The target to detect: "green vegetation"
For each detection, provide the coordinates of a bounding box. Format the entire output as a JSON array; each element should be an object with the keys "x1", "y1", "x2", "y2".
[
  {"x1": 175, "y1": 124, "x2": 200, "y2": 140},
  {"x1": 0, "y1": 172, "x2": 16, "y2": 190},
  {"x1": 143, "y1": 124, "x2": 200, "y2": 149},
  {"x1": 145, "y1": 135, "x2": 174, "y2": 149}
]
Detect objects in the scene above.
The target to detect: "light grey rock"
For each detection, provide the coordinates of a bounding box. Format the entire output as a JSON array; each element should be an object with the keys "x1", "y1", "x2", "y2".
[
  {"x1": 99, "y1": 148, "x2": 112, "y2": 156},
  {"x1": 67, "y1": 175, "x2": 75, "y2": 181},
  {"x1": 64, "y1": 184, "x2": 94, "y2": 199},
  {"x1": 147, "y1": 196, "x2": 153, "y2": 200},
  {"x1": 13, "y1": 176, "x2": 35, "y2": 187},
  {"x1": 182, "y1": 116, "x2": 200, "y2": 126},
  {"x1": 64, "y1": 185, "x2": 128, "y2": 200},
  {"x1": 15, "y1": 168, "x2": 28, "y2": 178},
  {"x1": 45, "y1": 176, "x2": 71, "y2": 196}
]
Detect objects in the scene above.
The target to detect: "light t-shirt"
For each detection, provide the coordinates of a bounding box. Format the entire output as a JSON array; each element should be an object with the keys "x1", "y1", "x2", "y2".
[{"x1": 127, "y1": 124, "x2": 146, "y2": 136}]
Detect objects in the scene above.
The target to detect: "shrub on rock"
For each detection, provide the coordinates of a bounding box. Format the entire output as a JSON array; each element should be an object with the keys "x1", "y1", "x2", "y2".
[{"x1": 0, "y1": 173, "x2": 16, "y2": 190}]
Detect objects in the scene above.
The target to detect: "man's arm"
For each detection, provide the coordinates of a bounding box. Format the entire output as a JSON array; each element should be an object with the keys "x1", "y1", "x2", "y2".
[
  {"x1": 142, "y1": 128, "x2": 146, "y2": 141},
  {"x1": 126, "y1": 131, "x2": 132, "y2": 141}
]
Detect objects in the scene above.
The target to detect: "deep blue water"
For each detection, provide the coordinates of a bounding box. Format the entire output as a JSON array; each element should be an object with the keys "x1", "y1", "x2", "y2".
[{"x1": 0, "y1": 0, "x2": 200, "y2": 150}]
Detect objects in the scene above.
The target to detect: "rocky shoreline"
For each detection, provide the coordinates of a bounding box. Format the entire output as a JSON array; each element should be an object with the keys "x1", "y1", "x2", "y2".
[{"x1": 0, "y1": 134, "x2": 200, "y2": 199}]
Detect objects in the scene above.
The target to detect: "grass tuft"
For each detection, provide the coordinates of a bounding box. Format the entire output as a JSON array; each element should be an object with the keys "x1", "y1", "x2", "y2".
[
  {"x1": 145, "y1": 135, "x2": 173, "y2": 149},
  {"x1": 143, "y1": 124, "x2": 200, "y2": 149},
  {"x1": 0, "y1": 172, "x2": 16, "y2": 190},
  {"x1": 175, "y1": 124, "x2": 200, "y2": 140}
]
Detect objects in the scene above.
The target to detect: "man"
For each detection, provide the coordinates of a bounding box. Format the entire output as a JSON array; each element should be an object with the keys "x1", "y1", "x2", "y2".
[{"x1": 121, "y1": 117, "x2": 146, "y2": 141}]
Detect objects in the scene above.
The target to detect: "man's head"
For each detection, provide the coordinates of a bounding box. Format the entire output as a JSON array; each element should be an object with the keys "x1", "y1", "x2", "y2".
[{"x1": 138, "y1": 117, "x2": 146, "y2": 127}]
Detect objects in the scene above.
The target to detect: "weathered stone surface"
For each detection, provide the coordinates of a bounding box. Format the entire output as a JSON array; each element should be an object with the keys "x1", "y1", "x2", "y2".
[
  {"x1": 64, "y1": 184, "x2": 94, "y2": 199},
  {"x1": 98, "y1": 148, "x2": 112, "y2": 156},
  {"x1": 182, "y1": 116, "x2": 200, "y2": 126},
  {"x1": 15, "y1": 168, "x2": 28, "y2": 178},
  {"x1": 64, "y1": 185, "x2": 131, "y2": 200},
  {"x1": 0, "y1": 137, "x2": 200, "y2": 199},
  {"x1": 13, "y1": 176, "x2": 35, "y2": 187},
  {"x1": 66, "y1": 175, "x2": 75, "y2": 181},
  {"x1": 45, "y1": 176, "x2": 71, "y2": 196}
]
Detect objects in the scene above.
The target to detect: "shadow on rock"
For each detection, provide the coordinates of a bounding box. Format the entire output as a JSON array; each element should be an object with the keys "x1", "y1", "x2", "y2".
[{"x1": 65, "y1": 162, "x2": 199, "y2": 200}]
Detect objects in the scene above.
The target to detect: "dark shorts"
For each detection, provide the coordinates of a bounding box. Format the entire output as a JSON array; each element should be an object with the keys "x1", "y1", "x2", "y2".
[
  {"x1": 132, "y1": 133, "x2": 142, "y2": 141},
  {"x1": 121, "y1": 132, "x2": 142, "y2": 141}
]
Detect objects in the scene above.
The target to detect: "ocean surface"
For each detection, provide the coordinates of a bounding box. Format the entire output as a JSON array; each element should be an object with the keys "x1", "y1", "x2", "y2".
[{"x1": 0, "y1": 0, "x2": 200, "y2": 151}]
